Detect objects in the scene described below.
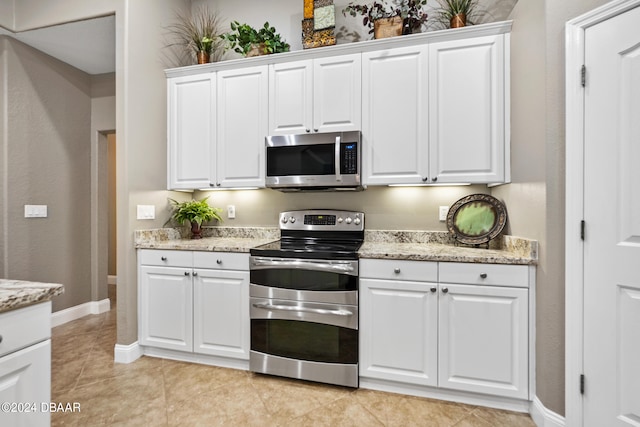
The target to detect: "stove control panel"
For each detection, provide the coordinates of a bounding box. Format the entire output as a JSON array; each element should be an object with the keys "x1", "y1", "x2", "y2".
[{"x1": 279, "y1": 210, "x2": 364, "y2": 231}]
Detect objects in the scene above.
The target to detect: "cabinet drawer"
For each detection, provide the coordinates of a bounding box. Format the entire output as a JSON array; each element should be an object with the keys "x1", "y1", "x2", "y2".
[
  {"x1": 360, "y1": 259, "x2": 438, "y2": 282},
  {"x1": 193, "y1": 252, "x2": 249, "y2": 270},
  {"x1": 439, "y1": 262, "x2": 529, "y2": 288},
  {"x1": 0, "y1": 302, "x2": 51, "y2": 357},
  {"x1": 139, "y1": 249, "x2": 192, "y2": 267}
]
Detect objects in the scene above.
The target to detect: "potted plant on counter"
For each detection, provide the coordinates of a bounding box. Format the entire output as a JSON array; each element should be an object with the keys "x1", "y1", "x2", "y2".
[
  {"x1": 220, "y1": 21, "x2": 291, "y2": 57},
  {"x1": 169, "y1": 197, "x2": 223, "y2": 239}
]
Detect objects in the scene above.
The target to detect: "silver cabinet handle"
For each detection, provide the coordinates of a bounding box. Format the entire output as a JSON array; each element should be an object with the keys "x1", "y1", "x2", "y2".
[
  {"x1": 480, "y1": 273, "x2": 487, "y2": 279},
  {"x1": 161, "y1": 256, "x2": 167, "y2": 261},
  {"x1": 305, "y1": 128, "x2": 311, "y2": 133},
  {"x1": 216, "y1": 259, "x2": 222, "y2": 264},
  {"x1": 209, "y1": 183, "x2": 215, "y2": 187},
  {"x1": 432, "y1": 177, "x2": 438, "y2": 182},
  {"x1": 442, "y1": 287, "x2": 449, "y2": 294},
  {"x1": 422, "y1": 177, "x2": 428, "y2": 182},
  {"x1": 394, "y1": 268, "x2": 401, "y2": 274},
  {"x1": 192, "y1": 271, "x2": 198, "y2": 276},
  {"x1": 252, "y1": 302, "x2": 353, "y2": 317},
  {"x1": 0, "y1": 335, "x2": 3, "y2": 344},
  {"x1": 430, "y1": 287, "x2": 437, "y2": 293},
  {"x1": 184, "y1": 271, "x2": 190, "y2": 276}
]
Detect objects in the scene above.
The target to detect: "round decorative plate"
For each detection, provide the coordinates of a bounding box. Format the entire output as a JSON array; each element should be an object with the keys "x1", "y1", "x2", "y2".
[{"x1": 446, "y1": 194, "x2": 507, "y2": 245}]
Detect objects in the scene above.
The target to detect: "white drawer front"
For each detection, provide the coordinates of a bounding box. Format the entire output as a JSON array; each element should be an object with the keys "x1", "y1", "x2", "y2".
[
  {"x1": 0, "y1": 302, "x2": 51, "y2": 357},
  {"x1": 360, "y1": 259, "x2": 438, "y2": 282},
  {"x1": 139, "y1": 249, "x2": 193, "y2": 267},
  {"x1": 193, "y1": 252, "x2": 249, "y2": 270},
  {"x1": 439, "y1": 262, "x2": 529, "y2": 288}
]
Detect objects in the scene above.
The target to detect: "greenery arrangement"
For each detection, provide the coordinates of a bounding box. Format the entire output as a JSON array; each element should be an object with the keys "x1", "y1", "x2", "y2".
[
  {"x1": 168, "y1": 197, "x2": 223, "y2": 227},
  {"x1": 166, "y1": 6, "x2": 225, "y2": 64},
  {"x1": 431, "y1": 0, "x2": 483, "y2": 28},
  {"x1": 343, "y1": 0, "x2": 428, "y2": 35},
  {"x1": 220, "y1": 21, "x2": 291, "y2": 56}
]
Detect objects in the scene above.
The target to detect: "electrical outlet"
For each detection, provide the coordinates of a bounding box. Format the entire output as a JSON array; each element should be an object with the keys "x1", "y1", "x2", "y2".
[
  {"x1": 439, "y1": 206, "x2": 449, "y2": 222},
  {"x1": 24, "y1": 205, "x2": 48, "y2": 218},
  {"x1": 227, "y1": 205, "x2": 236, "y2": 219}
]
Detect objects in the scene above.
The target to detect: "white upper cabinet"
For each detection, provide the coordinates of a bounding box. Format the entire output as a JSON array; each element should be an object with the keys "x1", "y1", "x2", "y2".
[
  {"x1": 216, "y1": 66, "x2": 268, "y2": 188},
  {"x1": 167, "y1": 73, "x2": 216, "y2": 190},
  {"x1": 429, "y1": 35, "x2": 506, "y2": 183},
  {"x1": 362, "y1": 46, "x2": 429, "y2": 185},
  {"x1": 269, "y1": 54, "x2": 361, "y2": 135}
]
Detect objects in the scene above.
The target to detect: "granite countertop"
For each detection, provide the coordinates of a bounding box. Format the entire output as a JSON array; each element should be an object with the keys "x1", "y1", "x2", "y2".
[
  {"x1": 134, "y1": 226, "x2": 279, "y2": 253},
  {"x1": 0, "y1": 280, "x2": 64, "y2": 313},
  {"x1": 360, "y1": 231, "x2": 538, "y2": 265},
  {"x1": 135, "y1": 227, "x2": 537, "y2": 265}
]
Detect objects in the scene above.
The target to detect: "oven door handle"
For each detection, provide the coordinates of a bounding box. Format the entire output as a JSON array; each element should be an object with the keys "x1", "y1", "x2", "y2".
[
  {"x1": 250, "y1": 257, "x2": 358, "y2": 275},
  {"x1": 252, "y1": 302, "x2": 354, "y2": 317}
]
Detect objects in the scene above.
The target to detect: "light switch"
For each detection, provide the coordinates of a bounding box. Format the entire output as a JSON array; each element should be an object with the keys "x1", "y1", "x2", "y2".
[
  {"x1": 439, "y1": 206, "x2": 449, "y2": 222},
  {"x1": 137, "y1": 205, "x2": 155, "y2": 220},
  {"x1": 227, "y1": 205, "x2": 236, "y2": 219},
  {"x1": 24, "y1": 205, "x2": 48, "y2": 218}
]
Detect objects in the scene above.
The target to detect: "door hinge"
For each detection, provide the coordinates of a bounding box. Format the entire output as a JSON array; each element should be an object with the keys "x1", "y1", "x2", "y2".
[
  {"x1": 580, "y1": 374, "x2": 585, "y2": 394},
  {"x1": 580, "y1": 220, "x2": 585, "y2": 240},
  {"x1": 581, "y1": 65, "x2": 586, "y2": 87}
]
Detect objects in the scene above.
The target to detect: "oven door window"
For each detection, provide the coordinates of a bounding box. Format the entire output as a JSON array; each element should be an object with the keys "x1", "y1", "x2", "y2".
[
  {"x1": 250, "y1": 268, "x2": 357, "y2": 292},
  {"x1": 252, "y1": 319, "x2": 357, "y2": 364}
]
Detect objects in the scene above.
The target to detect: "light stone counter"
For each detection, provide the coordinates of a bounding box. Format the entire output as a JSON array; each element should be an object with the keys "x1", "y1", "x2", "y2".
[
  {"x1": 134, "y1": 227, "x2": 537, "y2": 265},
  {"x1": 134, "y1": 226, "x2": 279, "y2": 252},
  {"x1": 0, "y1": 280, "x2": 64, "y2": 313},
  {"x1": 360, "y1": 230, "x2": 537, "y2": 265}
]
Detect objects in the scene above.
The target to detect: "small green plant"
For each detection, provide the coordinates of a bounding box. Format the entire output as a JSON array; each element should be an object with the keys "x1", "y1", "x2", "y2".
[
  {"x1": 169, "y1": 197, "x2": 223, "y2": 227},
  {"x1": 220, "y1": 21, "x2": 291, "y2": 56}
]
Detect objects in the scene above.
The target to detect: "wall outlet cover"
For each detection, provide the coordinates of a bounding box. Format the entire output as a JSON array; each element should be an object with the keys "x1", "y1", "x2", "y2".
[{"x1": 439, "y1": 206, "x2": 449, "y2": 222}]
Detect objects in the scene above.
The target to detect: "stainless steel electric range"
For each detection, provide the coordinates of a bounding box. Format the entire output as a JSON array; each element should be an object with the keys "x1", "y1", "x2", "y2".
[{"x1": 249, "y1": 209, "x2": 364, "y2": 388}]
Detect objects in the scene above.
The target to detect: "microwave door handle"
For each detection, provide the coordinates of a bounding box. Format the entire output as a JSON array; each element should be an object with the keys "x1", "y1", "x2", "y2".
[{"x1": 335, "y1": 136, "x2": 342, "y2": 182}]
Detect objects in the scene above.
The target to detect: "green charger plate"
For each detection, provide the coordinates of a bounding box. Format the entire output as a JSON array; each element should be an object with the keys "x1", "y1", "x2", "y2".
[{"x1": 446, "y1": 194, "x2": 507, "y2": 245}]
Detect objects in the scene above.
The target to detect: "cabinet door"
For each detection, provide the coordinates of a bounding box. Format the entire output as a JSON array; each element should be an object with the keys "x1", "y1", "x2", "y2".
[
  {"x1": 269, "y1": 60, "x2": 313, "y2": 135},
  {"x1": 313, "y1": 54, "x2": 362, "y2": 133},
  {"x1": 193, "y1": 269, "x2": 250, "y2": 360},
  {"x1": 139, "y1": 265, "x2": 193, "y2": 352},
  {"x1": 362, "y1": 46, "x2": 429, "y2": 185},
  {"x1": 167, "y1": 74, "x2": 216, "y2": 190},
  {"x1": 216, "y1": 66, "x2": 268, "y2": 188},
  {"x1": 0, "y1": 340, "x2": 50, "y2": 426},
  {"x1": 438, "y1": 283, "x2": 528, "y2": 399},
  {"x1": 360, "y1": 278, "x2": 438, "y2": 386},
  {"x1": 429, "y1": 35, "x2": 505, "y2": 183}
]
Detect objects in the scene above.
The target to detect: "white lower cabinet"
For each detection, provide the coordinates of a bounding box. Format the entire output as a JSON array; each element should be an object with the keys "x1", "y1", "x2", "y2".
[
  {"x1": 0, "y1": 302, "x2": 52, "y2": 427},
  {"x1": 138, "y1": 249, "x2": 249, "y2": 361},
  {"x1": 360, "y1": 259, "x2": 531, "y2": 401}
]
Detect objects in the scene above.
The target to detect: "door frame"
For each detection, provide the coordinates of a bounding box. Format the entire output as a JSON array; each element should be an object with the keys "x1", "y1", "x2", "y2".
[{"x1": 565, "y1": 0, "x2": 640, "y2": 425}]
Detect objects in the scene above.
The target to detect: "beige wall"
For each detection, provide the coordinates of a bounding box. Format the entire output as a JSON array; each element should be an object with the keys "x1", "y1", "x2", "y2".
[{"x1": 0, "y1": 36, "x2": 93, "y2": 311}]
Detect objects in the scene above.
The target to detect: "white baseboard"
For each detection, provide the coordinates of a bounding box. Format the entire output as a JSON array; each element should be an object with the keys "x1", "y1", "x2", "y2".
[
  {"x1": 114, "y1": 342, "x2": 143, "y2": 364},
  {"x1": 51, "y1": 299, "x2": 111, "y2": 327},
  {"x1": 530, "y1": 396, "x2": 565, "y2": 427},
  {"x1": 108, "y1": 275, "x2": 117, "y2": 285}
]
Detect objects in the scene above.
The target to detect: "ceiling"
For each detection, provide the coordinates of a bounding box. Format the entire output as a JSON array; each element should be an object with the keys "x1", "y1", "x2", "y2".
[{"x1": 0, "y1": 15, "x2": 115, "y2": 75}]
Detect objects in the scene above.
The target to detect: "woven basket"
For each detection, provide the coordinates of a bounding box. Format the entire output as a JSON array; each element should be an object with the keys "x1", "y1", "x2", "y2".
[{"x1": 373, "y1": 16, "x2": 403, "y2": 39}]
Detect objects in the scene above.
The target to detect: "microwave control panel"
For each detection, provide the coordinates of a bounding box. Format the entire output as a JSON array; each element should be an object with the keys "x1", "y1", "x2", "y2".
[{"x1": 341, "y1": 143, "x2": 358, "y2": 174}]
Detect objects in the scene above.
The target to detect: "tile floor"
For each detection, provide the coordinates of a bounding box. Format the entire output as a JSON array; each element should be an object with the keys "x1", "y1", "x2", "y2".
[{"x1": 51, "y1": 291, "x2": 536, "y2": 426}]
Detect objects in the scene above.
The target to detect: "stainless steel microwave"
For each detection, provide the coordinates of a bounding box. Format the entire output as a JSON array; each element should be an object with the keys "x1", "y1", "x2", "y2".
[{"x1": 265, "y1": 131, "x2": 362, "y2": 191}]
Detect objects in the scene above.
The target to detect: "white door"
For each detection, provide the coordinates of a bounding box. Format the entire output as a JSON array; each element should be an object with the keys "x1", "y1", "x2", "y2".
[
  {"x1": 583, "y1": 4, "x2": 640, "y2": 425},
  {"x1": 428, "y1": 35, "x2": 505, "y2": 183},
  {"x1": 167, "y1": 74, "x2": 215, "y2": 190},
  {"x1": 216, "y1": 66, "x2": 268, "y2": 188},
  {"x1": 362, "y1": 46, "x2": 429, "y2": 185},
  {"x1": 193, "y1": 268, "x2": 250, "y2": 360}
]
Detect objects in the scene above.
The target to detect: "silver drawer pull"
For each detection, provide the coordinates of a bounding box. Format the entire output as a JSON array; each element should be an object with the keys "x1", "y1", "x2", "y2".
[
  {"x1": 442, "y1": 287, "x2": 449, "y2": 294},
  {"x1": 252, "y1": 302, "x2": 353, "y2": 317},
  {"x1": 480, "y1": 273, "x2": 487, "y2": 279},
  {"x1": 394, "y1": 268, "x2": 401, "y2": 274},
  {"x1": 184, "y1": 271, "x2": 190, "y2": 276},
  {"x1": 430, "y1": 287, "x2": 437, "y2": 293},
  {"x1": 161, "y1": 256, "x2": 167, "y2": 261},
  {"x1": 216, "y1": 259, "x2": 222, "y2": 264}
]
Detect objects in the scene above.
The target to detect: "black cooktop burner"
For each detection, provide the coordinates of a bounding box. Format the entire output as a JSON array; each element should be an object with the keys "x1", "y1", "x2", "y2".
[{"x1": 250, "y1": 238, "x2": 363, "y2": 260}]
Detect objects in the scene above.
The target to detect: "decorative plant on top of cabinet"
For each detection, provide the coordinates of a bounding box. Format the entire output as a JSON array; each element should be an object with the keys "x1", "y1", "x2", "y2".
[
  {"x1": 342, "y1": 0, "x2": 428, "y2": 38},
  {"x1": 220, "y1": 21, "x2": 291, "y2": 57},
  {"x1": 431, "y1": 0, "x2": 483, "y2": 29},
  {"x1": 166, "y1": 5, "x2": 225, "y2": 65}
]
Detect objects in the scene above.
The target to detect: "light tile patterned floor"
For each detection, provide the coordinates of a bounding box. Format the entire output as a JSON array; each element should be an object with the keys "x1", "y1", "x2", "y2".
[{"x1": 51, "y1": 296, "x2": 536, "y2": 426}]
